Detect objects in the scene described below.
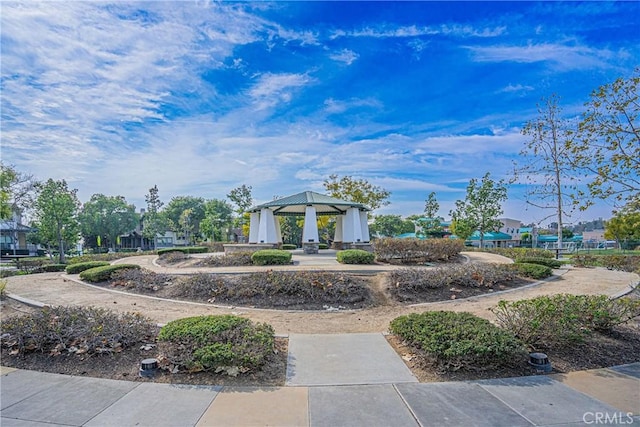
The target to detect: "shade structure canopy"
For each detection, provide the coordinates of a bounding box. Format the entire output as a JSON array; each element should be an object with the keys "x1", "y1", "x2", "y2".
[
  {"x1": 248, "y1": 191, "x2": 370, "y2": 216},
  {"x1": 247, "y1": 191, "x2": 371, "y2": 249}
]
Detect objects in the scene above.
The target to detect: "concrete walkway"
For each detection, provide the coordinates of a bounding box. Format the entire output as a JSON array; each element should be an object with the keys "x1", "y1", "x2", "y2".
[{"x1": 2, "y1": 360, "x2": 639, "y2": 426}]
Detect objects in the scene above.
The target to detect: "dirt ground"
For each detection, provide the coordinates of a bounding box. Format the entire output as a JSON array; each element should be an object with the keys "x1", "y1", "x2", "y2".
[
  {"x1": 1, "y1": 254, "x2": 639, "y2": 385},
  {"x1": 2, "y1": 262, "x2": 637, "y2": 334}
]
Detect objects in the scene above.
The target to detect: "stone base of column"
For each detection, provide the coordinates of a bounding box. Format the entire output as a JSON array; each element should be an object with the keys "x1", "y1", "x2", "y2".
[{"x1": 302, "y1": 242, "x2": 319, "y2": 254}]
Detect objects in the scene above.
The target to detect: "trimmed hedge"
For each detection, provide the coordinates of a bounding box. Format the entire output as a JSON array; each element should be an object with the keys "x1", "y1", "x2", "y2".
[
  {"x1": 336, "y1": 249, "x2": 375, "y2": 264},
  {"x1": 39, "y1": 264, "x2": 67, "y2": 272},
  {"x1": 390, "y1": 311, "x2": 526, "y2": 371},
  {"x1": 251, "y1": 249, "x2": 292, "y2": 266},
  {"x1": 157, "y1": 315, "x2": 275, "y2": 374},
  {"x1": 157, "y1": 246, "x2": 208, "y2": 255},
  {"x1": 66, "y1": 261, "x2": 111, "y2": 274},
  {"x1": 319, "y1": 243, "x2": 329, "y2": 250},
  {"x1": 281, "y1": 244, "x2": 297, "y2": 250},
  {"x1": 79, "y1": 264, "x2": 141, "y2": 282},
  {"x1": 511, "y1": 262, "x2": 553, "y2": 279},
  {"x1": 571, "y1": 254, "x2": 640, "y2": 273},
  {"x1": 516, "y1": 257, "x2": 562, "y2": 269}
]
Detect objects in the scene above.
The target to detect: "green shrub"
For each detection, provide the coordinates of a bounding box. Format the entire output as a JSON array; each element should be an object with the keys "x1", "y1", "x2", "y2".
[
  {"x1": 66, "y1": 252, "x2": 151, "y2": 265},
  {"x1": 511, "y1": 262, "x2": 553, "y2": 279},
  {"x1": 491, "y1": 294, "x2": 640, "y2": 349},
  {"x1": 79, "y1": 264, "x2": 140, "y2": 282},
  {"x1": 0, "y1": 306, "x2": 156, "y2": 356},
  {"x1": 251, "y1": 249, "x2": 292, "y2": 265},
  {"x1": 390, "y1": 311, "x2": 526, "y2": 371},
  {"x1": 516, "y1": 257, "x2": 562, "y2": 269},
  {"x1": 319, "y1": 243, "x2": 329, "y2": 250},
  {"x1": 336, "y1": 249, "x2": 375, "y2": 264},
  {"x1": 157, "y1": 315, "x2": 275, "y2": 374},
  {"x1": 39, "y1": 264, "x2": 67, "y2": 272},
  {"x1": 157, "y1": 246, "x2": 207, "y2": 256},
  {"x1": 374, "y1": 238, "x2": 464, "y2": 264},
  {"x1": 281, "y1": 244, "x2": 297, "y2": 250},
  {"x1": 66, "y1": 261, "x2": 111, "y2": 274},
  {"x1": 0, "y1": 279, "x2": 6, "y2": 299}
]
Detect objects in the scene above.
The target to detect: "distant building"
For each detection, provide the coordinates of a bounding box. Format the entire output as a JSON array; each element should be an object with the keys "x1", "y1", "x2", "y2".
[{"x1": 0, "y1": 211, "x2": 39, "y2": 257}]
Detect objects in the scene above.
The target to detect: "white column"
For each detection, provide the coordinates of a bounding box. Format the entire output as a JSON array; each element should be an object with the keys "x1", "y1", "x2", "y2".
[
  {"x1": 359, "y1": 210, "x2": 370, "y2": 242},
  {"x1": 249, "y1": 212, "x2": 260, "y2": 243},
  {"x1": 302, "y1": 206, "x2": 319, "y2": 243},
  {"x1": 343, "y1": 207, "x2": 363, "y2": 243},
  {"x1": 258, "y1": 208, "x2": 278, "y2": 243},
  {"x1": 334, "y1": 215, "x2": 343, "y2": 242}
]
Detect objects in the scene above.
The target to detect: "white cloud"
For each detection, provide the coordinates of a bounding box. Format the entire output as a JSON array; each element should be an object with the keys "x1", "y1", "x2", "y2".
[
  {"x1": 466, "y1": 42, "x2": 618, "y2": 70},
  {"x1": 499, "y1": 83, "x2": 535, "y2": 93},
  {"x1": 248, "y1": 73, "x2": 313, "y2": 110},
  {"x1": 331, "y1": 24, "x2": 505, "y2": 40},
  {"x1": 329, "y1": 49, "x2": 359, "y2": 65}
]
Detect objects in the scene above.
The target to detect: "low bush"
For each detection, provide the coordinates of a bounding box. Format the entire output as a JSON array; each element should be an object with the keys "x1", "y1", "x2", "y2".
[
  {"x1": 157, "y1": 315, "x2": 274, "y2": 374},
  {"x1": 0, "y1": 305, "x2": 157, "y2": 356},
  {"x1": 14, "y1": 257, "x2": 51, "y2": 274},
  {"x1": 169, "y1": 271, "x2": 371, "y2": 309},
  {"x1": 158, "y1": 251, "x2": 189, "y2": 264},
  {"x1": 0, "y1": 279, "x2": 6, "y2": 299},
  {"x1": 319, "y1": 243, "x2": 329, "y2": 250},
  {"x1": 388, "y1": 264, "x2": 517, "y2": 303},
  {"x1": 511, "y1": 262, "x2": 553, "y2": 279},
  {"x1": 66, "y1": 252, "x2": 150, "y2": 265},
  {"x1": 336, "y1": 249, "x2": 375, "y2": 264},
  {"x1": 390, "y1": 311, "x2": 526, "y2": 372},
  {"x1": 109, "y1": 268, "x2": 175, "y2": 293},
  {"x1": 491, "y1": 294, "x2": 640, "y2": 350},
  {"x1": 516, "y1": 257, "x2": 562, "y2": 269},
  {"x1": 157, "y1": 246, "x2": 208, "y2": 255},
  {"x1": 195, "y1": 252, "x2": 253, "y2": 267},
  {"x1": 572, "y1": 254, "x2": 640, "y2": 273},
  {"x1": 39, "y1": 264, "x2": 67, "y2": 272},
  {"x1": 66, "y1": 261, "x2": 111, "y2": 274},
  {"x1": 374, "y1": 238, "x2": 464, "y2": 264},
  {"x1": 281, "y1": 244, "x2": 297, "y2": 250},
  {"x1": 251, "y1": 249, "x2": 292, "y2": 266},
  {"x1": 79, "y1": 264, "x2": 140, "y2": 282},
  {"x1": 483, "y1": 248, "x2": 554, "y2": 260}
]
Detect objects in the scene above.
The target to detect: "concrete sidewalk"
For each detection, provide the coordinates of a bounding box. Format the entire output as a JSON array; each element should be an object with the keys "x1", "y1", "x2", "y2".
[{"x1": 2, "y1": 349, "x2": 639, "y2": 426}]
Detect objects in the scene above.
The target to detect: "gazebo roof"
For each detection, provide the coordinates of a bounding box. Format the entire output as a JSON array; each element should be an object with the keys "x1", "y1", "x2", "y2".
[{"x1": 248, "y1": 191, "x2": 369, "y2": 216}]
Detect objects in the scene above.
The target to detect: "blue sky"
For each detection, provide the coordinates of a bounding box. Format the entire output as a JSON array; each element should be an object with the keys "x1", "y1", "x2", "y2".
[{"x1": 1, "y1": 1, "x2": 638, "y2": 226}]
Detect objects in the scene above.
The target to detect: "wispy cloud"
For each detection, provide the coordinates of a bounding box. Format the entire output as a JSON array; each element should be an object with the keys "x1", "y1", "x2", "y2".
[
  {"x1": 248, "y1": 73, "x2": 314, "y2": 110},
  {"x1": 331, "y1": 24, "x2": 505, "y2": 40},
  {"x1": 466, "y1": 42, "x2": 619, "y2": 70}
]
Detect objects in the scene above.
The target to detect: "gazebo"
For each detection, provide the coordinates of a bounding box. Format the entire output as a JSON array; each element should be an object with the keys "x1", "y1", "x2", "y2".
[{"x1": 247, "y1": 191, "x2": 371, "y2": 253}]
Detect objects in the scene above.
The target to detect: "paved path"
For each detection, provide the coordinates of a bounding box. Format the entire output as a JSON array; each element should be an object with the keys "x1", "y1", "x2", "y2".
[
  {"x1": 2, "y1": 361, "x2": 639, "y2": 426},
  {"x1": 2, "y1": 251, "x2": 639, "y2": 425}
]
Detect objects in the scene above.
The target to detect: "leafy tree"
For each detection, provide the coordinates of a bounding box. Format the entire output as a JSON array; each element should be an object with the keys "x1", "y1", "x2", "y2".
[
  {"x1": 78, "y1": 194, "x2": 138, "y2": 251},
  {"x1": 200, "y1": 199, "x2": 234, "y2": 242},
  {"x1": 571, "y1": 70, "x2": 639, "y2": 207},
  {"x1": 178, "y1": 209, "x2": 194, "y2": 245},
  {"x1": 227, "y1": 184, "x2": 253, "y2": 214},
  {"x1": 280, "y1": 215, "x2": 303, "y2": 246},
  {"x1": 604, "y1": 200, "x2": 640, "y2": 250},
  {"x1": 142, "y1": 185, "x2": 167, "y2": 250},
  {"x1": 227, "y1": 184, "x2": 253, "y2": 236},
  {"x1": 32, "y1": 179, "x2": 80, "y2": 263},
  {"x1": 0, "y1": 163, "x2": 37, "y2": 220},
  {"x1": 514, "y1": 95, "x2": 578, "y2": 252},
  {"x1": 370, "y1": 214, "x2": 414, "y2": 238},
  {"x1": 323, "y1": 174, "x2": 391, "y2": 212},
  {"x1": 418, "y1": 192, "x2": 444, "y2": 238},
  {"x1": 450, "y1": 172, "x2": 508, "y2": 248},
  {"x1": 163, "y1": 196, "x2": 205, "y2": 236}
]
